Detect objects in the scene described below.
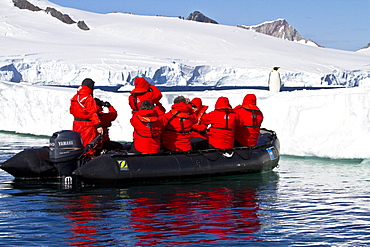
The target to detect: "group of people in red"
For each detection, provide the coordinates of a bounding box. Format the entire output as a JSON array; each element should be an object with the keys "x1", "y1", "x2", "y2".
[
  {"x1": 129, "y1": 77, "x2": 264, "y2": 154},
  {"x1": 69, "y1": 77, "x2": 264, "y2": 154}
]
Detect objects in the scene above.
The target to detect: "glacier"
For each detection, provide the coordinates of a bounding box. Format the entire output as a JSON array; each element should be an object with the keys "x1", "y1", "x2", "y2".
[{"x1": 1, "y1": 81, "x2": 369, "y2": 159}]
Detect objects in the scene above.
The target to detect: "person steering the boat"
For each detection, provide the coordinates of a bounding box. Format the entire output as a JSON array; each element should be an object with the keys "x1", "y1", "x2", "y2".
[
  {"x1": 70, "y1": 78, "x2": 103, "y2": 146},
  {"x1": 128, "y1": 77, "x2": 166, "y2": 115},
  {"x1": 202, "y1": 96, "x2": 237, "y2": 149},
  {"x1": 130, "y1": 100, "x2": 164, "y2": 154},
  {"x1": 234, "y1": 94, "x2": 264, "y2": 147},
  {"x1": 161, "y1": 96, "x2": 196, "y2": 152}
]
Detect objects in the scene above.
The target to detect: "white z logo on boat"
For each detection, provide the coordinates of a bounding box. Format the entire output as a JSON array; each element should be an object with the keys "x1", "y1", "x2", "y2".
[{"x1": 223, "y1": 152, "x2": 234, "y2": 158}]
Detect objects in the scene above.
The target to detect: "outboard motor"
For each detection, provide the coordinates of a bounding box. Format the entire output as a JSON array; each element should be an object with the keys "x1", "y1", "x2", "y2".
[{"x1": 49, "y1": 130, "x2": 84, "y2": 178}]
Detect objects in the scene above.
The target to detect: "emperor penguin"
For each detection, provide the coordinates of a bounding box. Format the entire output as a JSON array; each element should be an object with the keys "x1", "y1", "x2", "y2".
[{"x1": 268, "y1": 67, "x2": 282, "y2": 92}]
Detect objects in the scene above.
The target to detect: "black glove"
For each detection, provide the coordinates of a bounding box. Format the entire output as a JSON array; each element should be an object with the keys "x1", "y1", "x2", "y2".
[
  {"x1": 94, "y1": 98, "x2": 103, "y2": 107},
  {"x1": 104, "y1": 101, "x2": 111, "y2": 108}
]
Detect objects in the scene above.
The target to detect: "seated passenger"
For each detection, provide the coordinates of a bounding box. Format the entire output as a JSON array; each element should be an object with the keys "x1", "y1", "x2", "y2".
[
  {"x1": 189, "y1": 97, "x2": 209, "y2": 150},
  {"x1": 202, "y1": 97, "x2": 237, "y2": 149},
  {"x1": 130, "y1": 100, "x2": 164, "y2": 154},
  {"x1": 234, "y1": 94, "x2": 264, "y2": 147},
  {"x1": 128, "y1": 77, "x2": 166, "y2": 114},
  {"x1": 161, "y1": 96, "x2": 196, "y2": 152}
]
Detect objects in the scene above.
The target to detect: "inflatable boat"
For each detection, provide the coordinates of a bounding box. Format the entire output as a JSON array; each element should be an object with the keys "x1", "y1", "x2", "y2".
[{"x1": 0, "y1": 128, "x2": 280, "y2": 186}]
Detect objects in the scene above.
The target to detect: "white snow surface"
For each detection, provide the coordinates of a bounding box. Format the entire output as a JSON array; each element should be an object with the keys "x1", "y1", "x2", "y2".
[
  {"x1": 0, "y1": 0, "x2": 370, "y2": 159},
  {"x1": 1, "y1": 0, "x2": 370, "y2": 88}
]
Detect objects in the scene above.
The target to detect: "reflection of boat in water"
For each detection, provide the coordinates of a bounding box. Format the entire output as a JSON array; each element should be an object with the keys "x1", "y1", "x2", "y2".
[
  {"x1": 129, "y1": 181, "x2": 263, "y2": 244},
  {"x1": 87, "y1": 172, "x2": 280, "y2": 245},
  {"x1": 5, "y1": 171, "x2": 279, "y2": 245},
  {"x1": 0, "y1": 128, "x2": 280, "y2": 186}
]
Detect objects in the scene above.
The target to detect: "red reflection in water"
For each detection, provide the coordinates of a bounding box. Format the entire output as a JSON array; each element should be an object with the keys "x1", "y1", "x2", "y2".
[
  {"x1": 130, "y1": 186, "x2": 261, "y2": 246},
  {"x1": 64, "y1": 195, "x2": 104, "y2": 246}
]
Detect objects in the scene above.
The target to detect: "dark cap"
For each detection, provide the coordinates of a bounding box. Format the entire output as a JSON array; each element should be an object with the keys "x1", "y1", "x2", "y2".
[
  {"x1": 140, "y1": 100, "x2": 154, "y2": 110},
  {"x1": 82, "y1": 78, "x2": 95, "y2": 91},
  {"x1": 173, "y1": 95, "x2": 187, "y2": 104}
]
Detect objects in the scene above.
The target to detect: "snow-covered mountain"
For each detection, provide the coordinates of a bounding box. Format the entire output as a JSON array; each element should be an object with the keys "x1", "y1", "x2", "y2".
[
  {"x1": 1, "y1": 0, "x2": 370, "y2": 89},
  {"x1": 237, "y1": 19, "x2": 320, "y2": 47},
  {"x1": 187, "y1": 14, "x2": 319, "y2": 48}
]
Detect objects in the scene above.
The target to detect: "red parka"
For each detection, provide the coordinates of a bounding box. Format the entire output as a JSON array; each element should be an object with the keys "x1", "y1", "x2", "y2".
[
  {"x1": 202, "y1": 97, "x2": 237, "y2": 149},
  {"x1": 97, "y1": 105, "x2": 118, "y2": 142},
  {"x1": 128, "y1": 77, "x2": 165, "y2": 113},
  {"x1": 70, "y1": 85, "x2": 101, "y2": 146},
  {"x1": 130, "y1": 109, "x2": 164, "y2": 154},
  {"x1": 234, "y1": 94, "x2": 264, "y2": 147},
  {"x1": 190, "y1": 98, "x2": 208, "y2": 140},
  {"x1": 161, "y1": 102, "x2": 196, "y2": 151}
]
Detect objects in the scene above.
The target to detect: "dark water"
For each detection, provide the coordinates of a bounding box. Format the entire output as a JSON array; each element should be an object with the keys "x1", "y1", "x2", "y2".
[{"x1": 1, "y1": 132, "x2": 370, "y2": 246}]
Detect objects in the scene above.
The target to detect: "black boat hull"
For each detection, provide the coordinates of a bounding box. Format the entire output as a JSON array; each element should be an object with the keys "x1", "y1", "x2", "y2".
[
  {"x1": 0, "y1": 147, "x2": 58, "y2": 179},
  {"x1": 73, "y1": 129, "x2": 280, "y2": 185},
  {"x1": 0, "y1": 129, "x2": 280, "y2": 185}
]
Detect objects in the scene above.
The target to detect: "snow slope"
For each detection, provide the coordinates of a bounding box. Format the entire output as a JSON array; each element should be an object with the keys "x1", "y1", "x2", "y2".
[
  {"x1": 0, "y1": 0, "x2": 370, "y2": 159},
  {"x1": 0, "y1": 0, "x2": 370, "y2": 88}
]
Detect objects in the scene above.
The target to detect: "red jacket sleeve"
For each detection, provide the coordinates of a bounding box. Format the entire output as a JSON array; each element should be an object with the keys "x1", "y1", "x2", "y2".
[
  {"x1": 149, "y1": 85, "x2": 162, "y2": 103},
  {"x1": 201, "y1": 112, "x2": 213, "y2": 126},
  {"x1": 84, "y1": 96, "x2": 101, "y2": 127},
  {"x1": 100, "y1": 106, "x2": 117, "y2": 127}
]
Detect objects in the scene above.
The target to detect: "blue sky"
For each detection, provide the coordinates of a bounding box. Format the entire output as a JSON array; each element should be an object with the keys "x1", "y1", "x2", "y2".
[{"x1": 48, "y1": 0, "x2": 370, "y2": 51}]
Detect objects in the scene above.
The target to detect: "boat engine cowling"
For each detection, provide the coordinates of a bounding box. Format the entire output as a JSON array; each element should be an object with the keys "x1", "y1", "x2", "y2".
[{"x1": 49, "y1": 130, "x2": 84, "y2": 176}]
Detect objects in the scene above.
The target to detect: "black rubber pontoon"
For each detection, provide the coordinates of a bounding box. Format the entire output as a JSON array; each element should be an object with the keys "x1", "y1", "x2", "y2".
[
  {"x1": 73, "y1": 129, "x2": 280, "y2": 185},
  {"x1": 0, "y1": 129, "x2": 279, "y2": 186}
]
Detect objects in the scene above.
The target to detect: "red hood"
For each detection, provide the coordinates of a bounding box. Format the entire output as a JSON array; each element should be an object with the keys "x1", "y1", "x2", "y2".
[
  {"x1": 215, "y1": 97, "x2": 232, "y2": 110},
  {"x1": 171, "y1": 102, "x2": 192, "y2": 113},
  {"x1": 190, "y1": 98, "x2": 202, "y2": 109},
  {"x1": 137, "y1": 109, "x2": 157, "y2": 117},
  {"x1": 131, "y1": 77, "x2": 150, "y2": 94},
  {"x1": 242, "y1": 94, "x2": 260, "y2": 111},
  {"x1": 136, "y1": 109, "x2": 159, "y2": 122}
]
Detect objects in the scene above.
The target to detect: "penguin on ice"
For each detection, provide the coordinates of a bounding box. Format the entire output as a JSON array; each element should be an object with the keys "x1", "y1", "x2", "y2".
[{"x1": 268, "y1": 67, "x2": 282, "y2": 92}]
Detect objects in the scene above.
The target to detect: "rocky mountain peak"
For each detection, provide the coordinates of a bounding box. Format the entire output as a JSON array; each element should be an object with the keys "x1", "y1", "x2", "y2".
[
  {"x1": 238, "y1": 19, "x2": 320, "y2": 47},
  {"x1": 357, "y1": 42, "x2": 370, "y2": 51},
  {"x1": 12, "y1": 0, "x2": 41, "y2": 11},
  {"x1": 12, "y1": 0, "x2": 89, "y2": 30},
  {"x1": 186, "y1": 11, "x2": 218, "y2": 24}
]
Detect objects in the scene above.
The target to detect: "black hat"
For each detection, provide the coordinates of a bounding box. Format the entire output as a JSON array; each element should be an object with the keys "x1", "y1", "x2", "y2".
[
  {"x1": 173, "y1": 95, "x2": 186, "y2": 104},
  {"x1": 82, "y1": 78, "x2": 95, "y2": 90},
  {"x1": 140, "y1": 100, "x2": 154, "y2": 110}
]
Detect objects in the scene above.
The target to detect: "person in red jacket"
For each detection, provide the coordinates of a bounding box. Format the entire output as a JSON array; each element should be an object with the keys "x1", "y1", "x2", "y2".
[
  {"x1": 202, "y1": 96, "x2": 237, "y2": 149},
  {"x1": 130, "y1": 100, "x2": 164, "y2": 154},
  {"x1": 234, "y1": 94, "x2": 264, "y2": 147},
  {"x1": 70, "y1": 78, "x2": 103, "y2": 146},
  {"x1": 161, "y1": 96, "x2": 196, "y2": 152},
  {"x1": 128, "y1": 77, "x2": 165, "y2": 114},
  {"x1": 95, "y1": 98, "x2": 123, "y2": 151},
  {"x1": 189, "y1": 97, "x2": 209, "y2": 150}
]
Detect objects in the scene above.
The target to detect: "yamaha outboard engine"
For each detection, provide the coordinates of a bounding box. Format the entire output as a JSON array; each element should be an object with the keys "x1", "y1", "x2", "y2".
[{"x1": 49, "y1": 130, "x2": 84, "y2": 178}]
